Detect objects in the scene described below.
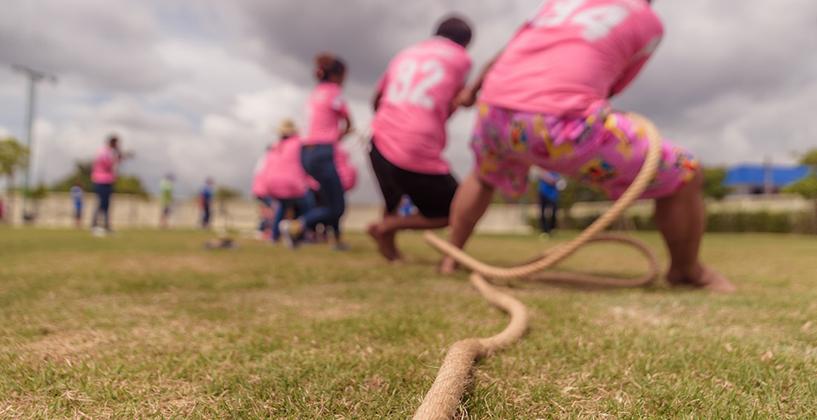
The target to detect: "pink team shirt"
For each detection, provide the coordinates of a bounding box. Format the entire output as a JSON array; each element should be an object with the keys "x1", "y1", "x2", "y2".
[
  {"x1": 482, "y1": 0, "x2": 663, "y2": 117},
  {"x1": 334, "y1": 144, "x2": 357, "y2": 192},
  {"x1": 251, "y1": 155, "x2": 269, "y2": 198},
  {"x1": 371, "y1": 37, "x2": 472, "y2": 174},
  {"x1": 302, "y1": 82, "x2": 350, "y2": 145},
  {"x1": 91, "y1": 146, "x2": 119, "y2": 184},
  {"x1": 262, "y1": 136, "x2": 311, "y2": 199}
]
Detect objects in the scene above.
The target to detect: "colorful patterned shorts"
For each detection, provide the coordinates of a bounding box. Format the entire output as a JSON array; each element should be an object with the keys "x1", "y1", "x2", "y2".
[{"x1": 471, "y1": 103, "x2": 699, "y2": 200}]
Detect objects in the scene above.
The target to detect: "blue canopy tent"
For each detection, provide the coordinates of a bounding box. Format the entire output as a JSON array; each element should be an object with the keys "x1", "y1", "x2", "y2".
[{"x1": 724, "y1": 164, "x2": 810, "y2": 194}]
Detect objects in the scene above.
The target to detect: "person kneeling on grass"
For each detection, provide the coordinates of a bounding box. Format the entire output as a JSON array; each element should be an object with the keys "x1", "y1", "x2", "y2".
[
  {"x1": 266, "y1": 119, "x2": 315, "y2": 247},
  {"x1": 366, "y1": 15, "x2": 474, "y2": 261},
  {"x1": 440, "y1": 0, "x2": 736, "y2": 292},
  {"x1": 251, "y1": 144, "x2": 276, "y2": 240}
]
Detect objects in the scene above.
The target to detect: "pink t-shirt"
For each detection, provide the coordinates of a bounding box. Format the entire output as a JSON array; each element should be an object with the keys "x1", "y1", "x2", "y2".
[
  {"x1": 251, "y1": 155, "x2": 269, "y2": 198},
  {"x1": 481, "y1": 0, "x2": 663, "y2": 117},
  {"x1": 262, "y1": 136, "x2": 310, "y2": 200},
  {"x1": 302, "y1": 82, "x2": 350, "y2": 145},
  {"x1": 334, "y1": 144, "x2": 357, "y2": 192},
  {"x1": 91, "y1": 146, "x2": 119, "y2": 184},
  {"x1": 371, "y1": 37, "x2": 472, "y2": 174}
]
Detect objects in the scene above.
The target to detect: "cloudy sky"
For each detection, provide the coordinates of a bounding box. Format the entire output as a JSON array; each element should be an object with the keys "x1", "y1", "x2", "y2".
[{"x1": 1, "y1": 0, "x2": 815, "y2": 202}]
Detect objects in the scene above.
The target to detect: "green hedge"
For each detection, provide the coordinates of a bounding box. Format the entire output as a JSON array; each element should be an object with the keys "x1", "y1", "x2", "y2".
[{"x1": 545, "y1": 211, "x2": 816, "y2": 234}]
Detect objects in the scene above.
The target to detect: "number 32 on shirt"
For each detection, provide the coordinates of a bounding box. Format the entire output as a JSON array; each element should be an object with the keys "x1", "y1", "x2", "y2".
[
  {"x1": 532, "y1": 0, "x2": 631, "y2": 41},
  {"x1": 385, "y1": 59, "x2": 444, "y2": 110}
]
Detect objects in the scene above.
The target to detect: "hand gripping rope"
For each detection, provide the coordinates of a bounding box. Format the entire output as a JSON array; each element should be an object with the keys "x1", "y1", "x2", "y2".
[{"x1": 413, "y1": 112, "x2": 663, "y2": 420}]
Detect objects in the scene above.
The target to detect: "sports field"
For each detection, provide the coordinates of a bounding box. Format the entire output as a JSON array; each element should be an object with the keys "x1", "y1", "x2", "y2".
[{"x1": 0, "y1": 228, "x2": 814, "y2": 419}]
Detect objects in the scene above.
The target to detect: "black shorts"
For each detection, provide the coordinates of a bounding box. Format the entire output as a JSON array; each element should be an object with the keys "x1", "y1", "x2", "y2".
[{"x1": 369, "y1": 142, "x2": 458, "y2": 219}]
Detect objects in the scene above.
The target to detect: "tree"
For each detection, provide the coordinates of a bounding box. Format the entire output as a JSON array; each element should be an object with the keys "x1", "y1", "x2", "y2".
[
  {"x1": 0, "y1": 137, "x2": 29, "y2": 222},
  {"x1": 783, "y1": 148, "x2": 817, "y2": 234},
  {"x1": 115, "y1": 175, "x2": 150, "y2": 199},
  {"x1": 703, "y1": 167, "x2": 729, "y2": 200},
  {"x1": 798, "y1": 149, "x2": 817, "y2": 166},
  {"x1": 50, "y1": 161, "x2": 93, "y2": 192},
  {"x1": 52, "y1": 162, "x2": 149, "y2": 198},
  {"x1": 782, "y1": 176, "x2": 817, "y2": 199},
  {"x1": 782, "y1": 149, "x2": 817, "y2": 199},
  {"x1": 215, "y1": 185, "x2": 242, "y2": 209}
]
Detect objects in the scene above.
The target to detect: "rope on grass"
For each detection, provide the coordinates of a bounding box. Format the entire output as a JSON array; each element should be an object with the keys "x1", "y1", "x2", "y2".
[
  {"x1": 412, "y1": 273, "x2": 530, "y2": 420},
  {"x1": 413, "y1": 112, "x2": 663, "y2": 420}
]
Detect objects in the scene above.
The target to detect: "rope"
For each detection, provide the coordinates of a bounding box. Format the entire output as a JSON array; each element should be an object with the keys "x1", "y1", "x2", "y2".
[
  {"x1": 413, "y1": 112, "x2": 663, "y2": 419},
  {"x1": 412, "y1": 273, "x2": 530, "y2": 420}
]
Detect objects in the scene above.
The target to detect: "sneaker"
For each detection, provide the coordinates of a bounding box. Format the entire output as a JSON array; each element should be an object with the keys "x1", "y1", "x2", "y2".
[
  {"x1": 92, "y1": 227, "x2": 107, "y2": 238},
  {"x1": 278, "y1": 219, "x2": 303, "y2": 249},
  {"x1": 332, "y1": 242, "x2": 350, "y2": 251}
]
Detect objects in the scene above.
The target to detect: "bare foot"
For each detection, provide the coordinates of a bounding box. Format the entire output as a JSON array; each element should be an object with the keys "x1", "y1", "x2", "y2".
[
  {"x1": 438, "y1": 256, "x2": 460, "y2": 275},
  {"x1": 366, "y1": 223, "x2": 402, "y2": 261},
  {"x1": 667, "y1": 264, "x2": 737, "y2": 293}
]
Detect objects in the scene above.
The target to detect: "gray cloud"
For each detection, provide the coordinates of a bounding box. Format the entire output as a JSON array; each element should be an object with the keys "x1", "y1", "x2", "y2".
[
  {"x1": 1, "y1": 0, "x2": 815, "y2": 203},
  {"x1": 0, "y1": 0, "x2": 176, "y2": 92}
]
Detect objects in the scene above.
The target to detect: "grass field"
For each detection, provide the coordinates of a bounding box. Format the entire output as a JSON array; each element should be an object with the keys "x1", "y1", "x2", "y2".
[{"x1": 0, "y1": 227, "x2": 815, "y2": 419}]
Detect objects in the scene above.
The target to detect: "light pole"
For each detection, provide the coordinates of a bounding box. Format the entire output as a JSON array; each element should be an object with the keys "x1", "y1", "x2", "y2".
[{"x1": 13, "y1": 64, "x2": 57, "y2": 223}]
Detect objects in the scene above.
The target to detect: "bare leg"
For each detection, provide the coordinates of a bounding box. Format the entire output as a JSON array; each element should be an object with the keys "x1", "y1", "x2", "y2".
[
  {"x1": 367, "y1": 206, "x2": 409, "y2": 261},
  {"x1": 380, "y1": 214, "x2": 448, "y2": 232},
  {"x1": 439, "y1": 171, "x2": 495, "y2": 274},
  {"x1": 654, "y1": 167, "x2": 736, "y2": 292}
]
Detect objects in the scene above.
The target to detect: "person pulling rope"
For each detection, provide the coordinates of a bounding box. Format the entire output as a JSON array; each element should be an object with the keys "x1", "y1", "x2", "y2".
[{"x1": 413, "y1": 112, "x2": 661, "y2": 420}]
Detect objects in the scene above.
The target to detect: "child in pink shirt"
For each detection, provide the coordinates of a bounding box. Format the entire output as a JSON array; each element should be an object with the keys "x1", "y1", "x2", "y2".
[
  {"x1": 251, "y1": 150, "x2": 275, "y2": 238},
  {"x1": 280, "y1": 53, "x2": 353, "y2": 250},
  {"x1": 443, "y1": 0, "x2": 735, "y2": 292},
  {"x1": 264, "y1": 119, "x2": 314, "y2": 242},
  {"x1": 367, "y1": 16, "x2": 473, "y2": 261}
]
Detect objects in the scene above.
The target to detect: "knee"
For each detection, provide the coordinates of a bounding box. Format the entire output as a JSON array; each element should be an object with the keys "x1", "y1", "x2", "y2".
[
  {"x1": 667, "y1": 165, "x2": 704, "y2": 201},
  {"x1": 472, "y1": 172, "x2": 494, "y2": 190}
]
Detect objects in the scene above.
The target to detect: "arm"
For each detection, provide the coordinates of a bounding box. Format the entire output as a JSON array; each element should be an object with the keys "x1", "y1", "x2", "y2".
[
  {"x1": 608, "y1": 57, "x2": 649, "y2": 98},
  {"x1": 372, "y1": 71, "x2": 388, "y2": 112},
  {"x1": 372, "y1": 91, "x2": 383, "y2": 112},
  {"x1": 453, "y1": 53, "x2": 501, "y2": 108},
  {"x1": 333, "y1": 95, "x2": 354, "y2": 139},
  {"x1": 609, "y1": 35, "x2": 662, "y2": 98},
  {"x1": 341, "y1": 115, "x2": 354, "y2": 138}
]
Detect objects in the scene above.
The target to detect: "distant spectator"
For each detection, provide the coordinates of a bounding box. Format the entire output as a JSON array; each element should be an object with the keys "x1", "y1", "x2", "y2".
[
  {"x1": 91, "y1": 135, "x2": 125, "y2": 236},
  {"x1": 397, "y1": 195, "x2": 417, "y2": 217},
  {"x1": 159, "y1": 173, "x2": 175, "y2": 229},
  {"x1": 70, "y1": 182, "x2": 84, "y2": 228},
  {"x1": 536, "y1": 170, "x2": 562, "y2": 237},
  {"x1": 199, "y1": 178, "x2": 214, "y2": 229}
]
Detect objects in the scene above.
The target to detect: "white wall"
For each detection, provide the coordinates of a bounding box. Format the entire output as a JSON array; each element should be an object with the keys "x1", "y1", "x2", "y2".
[{"x1": 0, "y1": 193, "x2": 811, "y2": 233}]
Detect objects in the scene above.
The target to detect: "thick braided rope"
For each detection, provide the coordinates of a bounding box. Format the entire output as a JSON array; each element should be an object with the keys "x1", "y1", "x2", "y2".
[
  {"x1": 413, "y1": 112, "x2": 662, "y2": 419},
  {"x1": 412, "y1": 273, "x2": 530, "y2": 420}
]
